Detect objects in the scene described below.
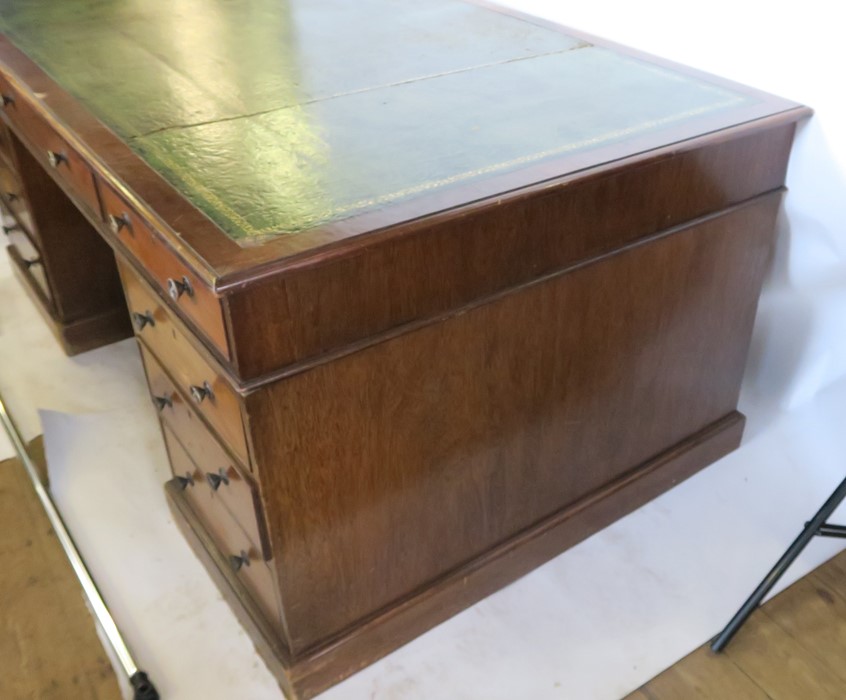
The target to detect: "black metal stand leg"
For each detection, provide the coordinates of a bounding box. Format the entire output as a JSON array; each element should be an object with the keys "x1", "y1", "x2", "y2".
[{"x1": 710, "y1": 474, "x2": 846, "y2": 653}]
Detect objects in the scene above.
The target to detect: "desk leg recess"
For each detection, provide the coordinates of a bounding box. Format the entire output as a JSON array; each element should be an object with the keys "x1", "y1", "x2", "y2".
[{"x1": 2, "y1": 123, "x2": 131, "y2": 353}]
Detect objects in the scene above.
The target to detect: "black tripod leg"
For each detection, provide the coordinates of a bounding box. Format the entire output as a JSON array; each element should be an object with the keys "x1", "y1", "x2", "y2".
[{"x1": 710, "y1": 474, "x2": 846, "y2": 653}]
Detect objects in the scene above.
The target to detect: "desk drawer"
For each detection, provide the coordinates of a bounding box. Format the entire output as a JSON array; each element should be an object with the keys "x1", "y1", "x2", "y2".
[
  {"x1": 120, "y1": 259, "x2": 248, "y2": 465},
  {"x1": 0, "y1": 79, "x2": 101, "y2": 217},
  {"x1": 7, "y1": 241, "x2": 51, "y2": 304},
  {"x1": 163, "y1": 425, "x2": 280, "y2": 627},
  {"x1": 102, "y1": 182, "x2": 229, "y2": 358},
  {"x1": 0, "y1": 160, "x2": 35, "y2": 237},
  {"x1": 160, "y1": 418, "x2": 269, "y2": 560},
  {"x1": 138, "y1": 339, "x2": 269, "y2": 557}
]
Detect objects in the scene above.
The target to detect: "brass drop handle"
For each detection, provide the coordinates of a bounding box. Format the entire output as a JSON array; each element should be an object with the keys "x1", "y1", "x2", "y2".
[
  {"x1": 5, "y1": 192, "x2": 18, "y2": 202},
  {"x1": 1, "y1": 94, "x2": 14, "y2": 107},
  {"x1": 174, "y1": 473, "x2": 194, "y2": 490},
  {"x1": 229, "y1": 551, "x2": 250, "y2": 573},
  {"x1": 190, "y1": 381, "x2": 214, "y2": 404},
  {"x1": 131, "y1": 310, "x2": 155, "y2": 331},
  {"x1": 167, "y1": 276, "x2": 194, "y2": 301},
  {"x1": 22, "y1": 257, "x2": 41, "y2": 269},
  {"x1": 205, "y1": 468, "x2": 230, "y2": 491},
  {"x1": 108, "y1": 212, "x2": 131, "y2": 234},
  {"x1": 2, "y1": 224, "x2": 19, "y2": 235},
  {"x1": 152, "y1": 394, "x2": 172, "y2": 412},
  {"x1": 46, "y1": 150, "x2": 68, "y2": 168}
]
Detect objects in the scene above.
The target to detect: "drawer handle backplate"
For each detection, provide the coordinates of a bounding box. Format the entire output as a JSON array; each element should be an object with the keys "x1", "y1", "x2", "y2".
[
  {"x1": 190, "y1": 381, "x2": 214, "y2": 404},
  {"x1": 108, "y1": 212, "x2": 131, "y2": 234},
  {"x1": 46, "y1": 150, "x2": 68, "y2": 168},
  {"x1": 174, "y1": 473, "x2": 194, "y2": 490},
  {"x1": 131, "y1": 310, "x2": 155, "y2": 331},
  {"x1": 205, "y1": 468, "x2": 230, "y2": 491},
  {"x1": 152, "y1": 394, "x2": 173, "y2": 412},
  {"x1": 1, "y1": 94, "x2": 14, "y2": 107},
  {"x1": 229, "y1": 551, "x2": 250, "y2": 573},
  {"x1": 167, "y1": 276, "x2": 194, "y2": 301}
]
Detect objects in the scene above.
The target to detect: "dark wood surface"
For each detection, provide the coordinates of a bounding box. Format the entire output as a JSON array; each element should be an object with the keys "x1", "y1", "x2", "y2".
[
  {"x1": 0, "y1": 3, "x2": 811, "y2": 697},
  {"x1": 247, "y1": 192, "x2": 782, "y2": 652}
]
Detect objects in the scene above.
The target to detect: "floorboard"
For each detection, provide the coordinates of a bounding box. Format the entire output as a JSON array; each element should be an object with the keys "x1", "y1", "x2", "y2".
[
  {"x1": 0, "y1": 446, "x2": 120, "y2": 700},
  {"x1": 626, "y1": 548, "x2": 846, "y2": 700}
]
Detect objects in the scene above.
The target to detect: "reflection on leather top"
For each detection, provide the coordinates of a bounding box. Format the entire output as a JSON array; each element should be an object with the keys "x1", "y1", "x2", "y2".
[{"x1": 0, "y1": 0, "x2": 751, "y2": 241}]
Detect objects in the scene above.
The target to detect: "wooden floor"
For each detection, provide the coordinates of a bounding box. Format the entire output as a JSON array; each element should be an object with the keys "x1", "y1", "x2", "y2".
[
  {"x1": 626, "y1": 547, "x2": 846, "y2": 700},
  {"x1": 0, "y1": 441, "x2": 121, "y2": 700}
]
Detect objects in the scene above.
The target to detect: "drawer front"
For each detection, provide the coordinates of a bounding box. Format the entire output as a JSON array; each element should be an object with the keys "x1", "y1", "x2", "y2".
[
  {"x1": 170, "y1": 415, "x2": 269, "y2": 560},
  {"x1": 0, "y1": 80, "x2": 101, "y2": 217},
  {"x1": 136, "y1": 336, "x2": 269, "y2": 557},
  {"x1": 102, "y1": 182, "x2": 229, "y2": 358},
  {"x1": 7, "y1": 241, "x2": 51, "y2": 303},
  {"x1": 163, "y1": 425, "x2": 280, "y2": 626},
  {"x1": 0, "y1": 120, "x2": 13, "y2": 167},
  {"x1": 0, "y1": 160, "x2": 35, "y2": 236},
  {"x1": 120, "y1": 258, "x2": 248, "y2": 465}
]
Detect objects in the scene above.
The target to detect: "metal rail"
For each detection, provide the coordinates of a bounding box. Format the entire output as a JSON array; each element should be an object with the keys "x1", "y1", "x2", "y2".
[{"x1": 0, "y1": 388, "x2": 159, "y2": 699}]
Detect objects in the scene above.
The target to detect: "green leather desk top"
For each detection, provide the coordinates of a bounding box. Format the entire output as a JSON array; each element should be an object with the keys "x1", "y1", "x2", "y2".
[{"x1": 0, "y1": 0, "x2": 758, "y2": 243}]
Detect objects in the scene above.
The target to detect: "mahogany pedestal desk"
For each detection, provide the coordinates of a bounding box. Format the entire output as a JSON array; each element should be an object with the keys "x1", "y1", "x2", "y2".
[{"x1": 0, "y1": 2, "x2": 809, "y2": 697}]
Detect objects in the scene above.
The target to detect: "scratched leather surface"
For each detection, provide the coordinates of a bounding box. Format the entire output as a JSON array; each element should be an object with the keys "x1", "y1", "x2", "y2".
[{"x1": 0, "y1": 0, "x2": 751, "y2": 241}]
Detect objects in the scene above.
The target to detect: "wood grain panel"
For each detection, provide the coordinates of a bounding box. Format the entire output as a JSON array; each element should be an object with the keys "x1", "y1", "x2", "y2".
[
  {"x1": 628, "y1": 647, "x2": 769, "y2": 700},
  {"x1": 761, "y1": 573, "x2": 846, "y2": 685},
  {"x1": 227, "y1": 123, "x2": 796, "y2": 379},
  {"x1": 723, "y1": 611, "x2": 846, "y2": 700},
  {"x1": 629, "y1": 550, "x2": 846, "y2": 700},
  {"x1": 246, "y1": 192, "x2": 781, "y2": 649}
]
